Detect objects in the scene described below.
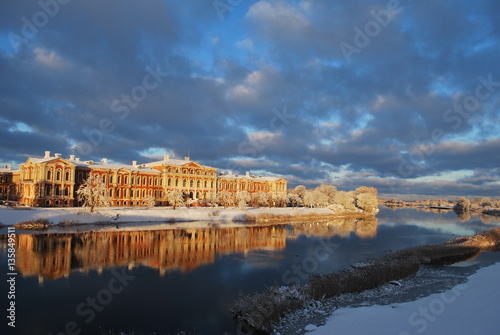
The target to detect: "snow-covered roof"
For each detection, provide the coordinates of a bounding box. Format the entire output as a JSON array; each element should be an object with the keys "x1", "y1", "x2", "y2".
[
  {"x1": 144, "y1": 158, "x2": 216, "y2": 169},
  {"x1": 86, "y1": 161, "x2": 160, "y2": 173},
  {"x1": 219, "y1": 172, "x2": 283, "y2": 182}
]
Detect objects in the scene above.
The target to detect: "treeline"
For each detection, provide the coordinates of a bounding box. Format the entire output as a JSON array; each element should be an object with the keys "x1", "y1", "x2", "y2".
[
  {"x1": 384, "y1": 197, "x2": 500, "y2": 209},
  {"x1": 288, "y1": 185, "x2": 379, "y2": 214}
]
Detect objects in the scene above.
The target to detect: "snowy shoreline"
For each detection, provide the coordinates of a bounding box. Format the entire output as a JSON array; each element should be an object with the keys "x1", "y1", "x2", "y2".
[
  {"x1": 0, "y1": 206, "x2": 339, "y2": 228},
  {"x1": 305, "y1": 260, "x2": 500, "y2": 335}
]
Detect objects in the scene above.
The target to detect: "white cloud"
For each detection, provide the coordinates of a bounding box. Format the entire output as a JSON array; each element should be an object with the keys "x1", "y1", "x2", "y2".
[{"x1": 33, "y1": 48, "x2": 68, "y2": 69}]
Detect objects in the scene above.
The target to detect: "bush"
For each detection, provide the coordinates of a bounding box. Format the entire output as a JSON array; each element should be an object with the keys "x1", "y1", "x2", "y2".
[{"x1": 14, "y1": 218, "x2": 52, "y2": 230}]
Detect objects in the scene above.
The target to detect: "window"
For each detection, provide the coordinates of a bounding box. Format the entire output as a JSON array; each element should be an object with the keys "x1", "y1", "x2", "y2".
[
  {"x1": 46, "y1": 185, "x2": 51, "y2": 196},
  {"x1": 64, "y1": 187, "x2": 69, "y2": 196},
  {"x1": 56, "y1": 171, "x2": 61, "y2": 181},
  {"x1": 197, "y1": 180, "x2": 200, "y2": 188},
  {"x1": 65, "y1": 171, "x2": 70, "y2": 181},
  {"x1": 183, "y1": 180, "x2": 187, "y2": 187},
  {"x1": 190, "y1": 180, "x2": 194, "y2": 187},
  {"x1": 55, "y1": 186, "x2": 60, "y2": 196},
  {"x1": 47, "y1": 170, "x2": 52, "y2": 180}
]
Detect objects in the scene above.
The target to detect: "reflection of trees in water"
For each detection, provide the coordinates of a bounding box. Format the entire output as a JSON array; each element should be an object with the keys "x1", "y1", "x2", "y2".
[{"x1": 288, "y1": 217, "x2": 378, "y2": 240}]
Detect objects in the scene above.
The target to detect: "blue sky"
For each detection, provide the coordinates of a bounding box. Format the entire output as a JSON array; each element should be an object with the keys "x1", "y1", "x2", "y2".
[{"x1": 1, "y1": 0, "x2": 499, "y2": 198}]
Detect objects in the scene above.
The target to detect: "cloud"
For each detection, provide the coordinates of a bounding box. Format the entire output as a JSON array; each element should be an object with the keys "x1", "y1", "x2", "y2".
[{"x1": 0, "y1": 0, "x2": 499, "y2": 197}]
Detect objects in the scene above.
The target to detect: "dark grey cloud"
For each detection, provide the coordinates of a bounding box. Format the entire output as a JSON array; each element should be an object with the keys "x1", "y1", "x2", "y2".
[{"x1": 1, "y1": 0, "x2": 499, "y2": 197}]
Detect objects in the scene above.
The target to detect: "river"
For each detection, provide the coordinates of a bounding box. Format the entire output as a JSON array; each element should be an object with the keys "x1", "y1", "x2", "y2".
[{"x1": 1, "y1": 207, "x2": 499, "y2": 335}]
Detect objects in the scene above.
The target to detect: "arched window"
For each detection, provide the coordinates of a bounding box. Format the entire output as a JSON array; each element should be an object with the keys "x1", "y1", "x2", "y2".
[
  {"x1": 65, "y1": 171, "x2": 70, "y2": 181},
  {"x1": 46, "y1": 185, "x2": 51, "y2": 196},
  {"x1": 190, "y1": 180, "x2": 194, "y2": 187},
  {"x1": 197, "y1": 180, "x2": 200, "y2": 188},
  {"x1": 55, "y1": 186, "x2": 60, "y2": 196},
  {"x1": 47, "y1": 170, "x2": 52, "y2": 180},
  {"x1": 175, "y1": 179, "x2": 179, "y2": 187},
  {"x1": 64, "y1": 187, "x2": 69, "y2": 196},
  {"x1": 56, "y1": 171, "x2": 61, "y2": 181},
  {"x1": 183, "y1": 179, "x2": 187, "y2": 187},
  {"x1": 204, "y1": 181, "x2": 207, "y2": 188}
]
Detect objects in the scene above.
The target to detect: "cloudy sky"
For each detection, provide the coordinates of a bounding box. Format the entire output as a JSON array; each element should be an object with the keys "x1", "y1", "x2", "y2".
[{"x1": 1, "y1": 0, "x2": 499, "y2": 198}]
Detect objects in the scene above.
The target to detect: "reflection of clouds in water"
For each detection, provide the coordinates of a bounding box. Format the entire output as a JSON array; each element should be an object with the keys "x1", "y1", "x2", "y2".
[
  {"x1": 377, "y1": 208, "x2": 500, "y2": 237},
  {"x1": 288, "y1": 218, "x2": 378, "y2": 240}
]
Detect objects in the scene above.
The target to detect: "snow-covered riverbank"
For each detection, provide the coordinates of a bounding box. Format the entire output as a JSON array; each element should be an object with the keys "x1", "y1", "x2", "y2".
[
  {"x1": 305, "y1": 261, "x2": 500, "y2": 335},
  {"x1": 0, "y1": 206, "x2": 335, "y2": 227}
]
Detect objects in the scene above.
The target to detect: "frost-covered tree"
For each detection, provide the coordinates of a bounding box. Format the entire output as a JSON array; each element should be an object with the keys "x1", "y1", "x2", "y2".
[
  {"x1": 76, "y1": 174, "x2": 110, "y2": 212},
  {"x1": 334, "y1": 191, "x2": 357, "y2": 212},
  {"x1": 206, "y1": 191, "x2": 218, "y2": 207},
  {"x1": 453, "y1": 197, "x2": 471, "y2": 216},
  {"x1": 253, "y1": 191, "x2": 269, "y2": 207},
  {"x1": 355, "y1": 186, "x2": 379, "y2": 214},
  {"x1": 316, "y1": 184, "x2": 337, "y2": 204},
  {"x1": 236, "y1": 191, "x2": 251, "y2": 210},
  {"x1": 304, "y1": 189, "x2": 329, "y2": 208},
  {"x1": 166, "y1": 189, "x2": 184, "y2": 210},
  {"x1": 288, "y1": 193, "x2": 303, "y2": 208},
  {"x1": 355, "y1": 192, "x2": 379, "y2": 214},
  {"x1": 271, "y1": 192, "x2": 289, "y2": 207},
  {"x1": 218, "y1": 190, "x2": 233, "y2": 208},
  {"x1": 142, "y1": 194, "x2": 156, "y2": 207},
  {"x1": 480, "y1": 197, "x2": 492, "y2": 208},
  {"x1": 290, "y1": 185, "x2": 307, "y2": 198}
]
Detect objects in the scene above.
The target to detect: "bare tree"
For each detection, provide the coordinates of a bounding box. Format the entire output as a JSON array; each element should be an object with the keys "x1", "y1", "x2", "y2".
[{"x1": 76, "y1": 174, "x2": 110, "y2": 212}]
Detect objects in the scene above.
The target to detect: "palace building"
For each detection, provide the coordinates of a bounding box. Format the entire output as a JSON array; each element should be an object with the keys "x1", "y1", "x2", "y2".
[{"x1": 3, "y1": 150, "x2": 287, "y2": 207}]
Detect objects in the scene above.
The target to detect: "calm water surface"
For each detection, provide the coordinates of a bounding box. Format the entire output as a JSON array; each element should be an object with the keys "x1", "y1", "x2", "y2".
[{"x1": 1, "y1": 207, "x2": 499, "y2": 335}]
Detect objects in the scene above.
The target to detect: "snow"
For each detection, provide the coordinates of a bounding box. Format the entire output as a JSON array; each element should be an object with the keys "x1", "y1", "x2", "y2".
[
  {"x1": 0, "y1": 205, "x2": 333, "y2": 227},
  {"x1": 308, "y1": 261, "x2": 500, "y2": 335}
]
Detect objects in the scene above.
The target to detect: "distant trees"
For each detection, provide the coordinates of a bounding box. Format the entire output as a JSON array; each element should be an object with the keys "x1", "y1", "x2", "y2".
[
  {"x1": 286, "y1": 184, "x2": 379, "y2": 214},
  {"x1": 453, "y1": 197, "x2": 471, "y2": 216},
  {"x1": 76, "y1": 174, "x2": 110, "y2": 212}
]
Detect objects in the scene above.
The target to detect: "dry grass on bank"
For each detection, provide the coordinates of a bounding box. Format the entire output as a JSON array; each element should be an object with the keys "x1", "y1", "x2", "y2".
[
  {"x1": 238, "y1": 211, "x2": 374, "y2": 223},
  {"x1": 14, "y1": 218, "x2": 53, "y2": 230},
  {"x1": 232, "y1": 227, "x2": 500, "y2": 333}
]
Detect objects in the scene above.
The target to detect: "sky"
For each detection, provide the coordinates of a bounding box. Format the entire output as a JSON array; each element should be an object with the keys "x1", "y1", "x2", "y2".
[{"x1": 1, "y1": 0, "x2": 499, "y2": 198}]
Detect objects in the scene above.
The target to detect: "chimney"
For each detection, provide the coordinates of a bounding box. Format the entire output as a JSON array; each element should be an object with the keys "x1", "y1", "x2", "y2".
[
  {"x1": 132, "y1": 160, "x2": 137, "y2": 167},
  {"x1": 5, "y1": 164, "x2": 11, "y2": 170},
  {"x1": 246, "y1": 171, "x2": 250, "y2": 177},
  {"x1": 163, "y1": 154, "x2": 170, "y2": 161},
  {"x1": 228, "y1": 170, "x2": 232, "y2": 175},
  {"x1": 75, "y1": 157, "x2": 80, "y2": 162},
  {"x1": 44, "y1": 151, "x2": 51, "y2": 158},
  {"x1": 102, "y1": 158, "x2": 108, "y2": 164},
  {"x1": 69, "y1": 155, "x2": 75, "y2": 161},
  {"x1": 55, "y1": 153, "x2": 61, "y2": 158},
  {"x1": 184, "y1": 156, "x2": 190, "y2": 161}
]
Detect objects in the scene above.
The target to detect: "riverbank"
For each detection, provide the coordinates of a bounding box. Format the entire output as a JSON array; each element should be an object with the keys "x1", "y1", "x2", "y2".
[
  {"x1": 307, "y1": 259, "x2": 500, "y2": 334},
  {"x1": 0, "y1": 206, "x2": 372, "y2": 229}
]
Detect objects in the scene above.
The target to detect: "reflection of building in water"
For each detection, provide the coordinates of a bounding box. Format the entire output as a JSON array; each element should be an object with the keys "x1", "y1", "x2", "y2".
[
  {"x1": 288, "y1": 217, "x2": 378, "y2": 240},
  {"x1": 14, "y1": 226, "x2": 288, "y2": 281}
]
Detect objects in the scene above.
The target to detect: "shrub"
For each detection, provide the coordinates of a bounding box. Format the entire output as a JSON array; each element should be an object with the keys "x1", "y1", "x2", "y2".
[{"x1": 14, "y1": 218, "x2": 52, "y2": 230}]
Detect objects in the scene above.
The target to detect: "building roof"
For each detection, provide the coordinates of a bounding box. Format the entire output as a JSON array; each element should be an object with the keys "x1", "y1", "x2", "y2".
[
  {"x1": 219, "y1": 172, "x2": 284, "y2": 182},
  {"x1": 144, "y1": 155, "x2": 216, "y2": 169}
]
